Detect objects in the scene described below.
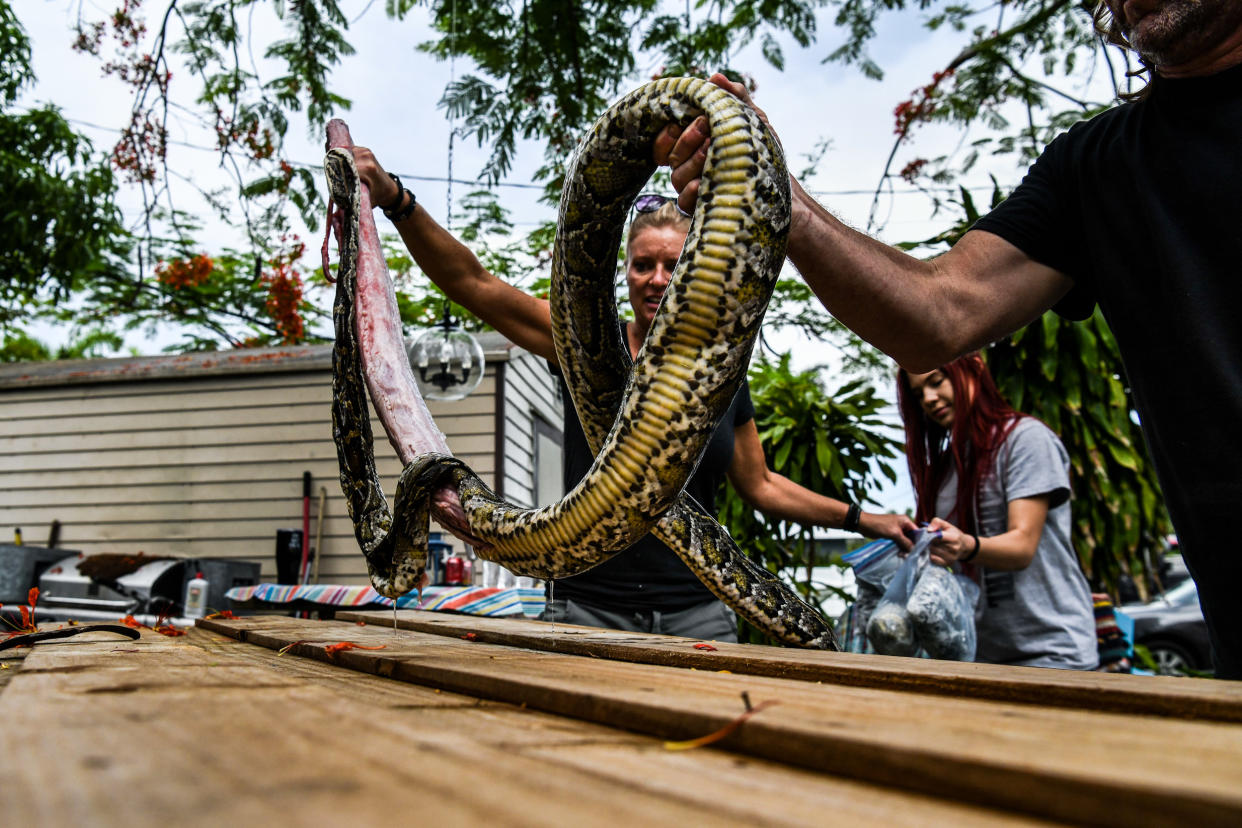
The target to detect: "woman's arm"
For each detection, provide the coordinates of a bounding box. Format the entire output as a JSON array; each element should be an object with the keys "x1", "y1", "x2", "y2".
[
  {"x1": 351, "y1": 147, "x2": 557, "y2": 362},
  {"x1": 927, "y1": 495, "x2": 1051, "y2": 570},
  {"x1": 726, "y1": 419, "x2": 917, "y2": 549}
]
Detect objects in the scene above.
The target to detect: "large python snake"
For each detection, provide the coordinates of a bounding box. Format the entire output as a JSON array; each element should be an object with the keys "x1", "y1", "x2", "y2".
[{"x1": 325, "y1": 77, "x2": 839, "y2": 650}]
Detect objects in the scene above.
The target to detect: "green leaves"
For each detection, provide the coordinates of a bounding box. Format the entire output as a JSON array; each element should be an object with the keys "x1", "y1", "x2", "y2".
[
  {"x1": 0, "y1": 0, "x2": 32, "y2": 105},
  {"x1": 264, "y1": 0, "x2": 355, "y2": 127},
  {"x1": 0, "y1": 102, "x2": 129, "y2": 306},
  {"x1": 987, "y1": 310, "x2": 1170, "y2": 598}
]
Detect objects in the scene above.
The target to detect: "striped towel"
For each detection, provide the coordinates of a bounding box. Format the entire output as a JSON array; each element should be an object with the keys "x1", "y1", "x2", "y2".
[{"x1": 225, "y1": 583, "x2": 546, "y2": 619}]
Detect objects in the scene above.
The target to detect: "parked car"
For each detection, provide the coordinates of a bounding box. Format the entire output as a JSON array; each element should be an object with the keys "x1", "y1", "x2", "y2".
[{"x1": 1119, "y1": 578, "x2": 1213, "y2": 677}]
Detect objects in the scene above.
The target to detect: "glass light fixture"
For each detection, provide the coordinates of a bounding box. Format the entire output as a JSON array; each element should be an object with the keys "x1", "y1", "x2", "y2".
[{"x1": 407, "y1": 301, "x2": 485, "y2": 401}]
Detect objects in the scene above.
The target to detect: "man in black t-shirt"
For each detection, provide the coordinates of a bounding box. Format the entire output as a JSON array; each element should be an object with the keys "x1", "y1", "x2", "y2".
[{"x1": 658, "y1": 1, "x2": 1242, "y2": 676}]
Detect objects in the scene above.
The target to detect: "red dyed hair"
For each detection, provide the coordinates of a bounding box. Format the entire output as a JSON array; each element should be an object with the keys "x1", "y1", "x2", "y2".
[{"x1": 897, "y1": 353, "x2": 1024, "y2": 531}]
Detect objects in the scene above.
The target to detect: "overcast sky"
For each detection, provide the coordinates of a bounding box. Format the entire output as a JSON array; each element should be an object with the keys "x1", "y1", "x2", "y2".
[
  {"x1": 21, "y1": 2, "x2": 1014, "y2": 259},
  {"x1": 20, "y1": 1, "x2": 1066, "y2": 516}
]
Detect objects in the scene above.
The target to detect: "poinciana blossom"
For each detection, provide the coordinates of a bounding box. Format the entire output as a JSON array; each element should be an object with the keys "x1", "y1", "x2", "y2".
[
  {"x1": 157, "y1": 255, "x2": 213, "y2": 289},
  {"x1": 893, "y1": 69, "x2": 955, "y2": 138},
  {"x1": 2, "y1": 588, "x2": 42, "y2": 636},
  {"x1": 263, "y1": 235, "x2": 307, "y2": 344}
]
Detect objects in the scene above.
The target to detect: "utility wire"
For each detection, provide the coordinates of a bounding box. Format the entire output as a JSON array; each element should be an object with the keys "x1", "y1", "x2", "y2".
[{"x1": 55, "y1": 111, "x2": 1005, "y2": 200}]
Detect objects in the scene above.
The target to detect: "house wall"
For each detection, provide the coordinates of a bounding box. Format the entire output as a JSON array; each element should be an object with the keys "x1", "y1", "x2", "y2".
[
  {"x1": 497, "y1": 347, "x2": 565, "y2": 508},
  {"x1": 0, "y1": 341, "x2": 541, "y2": 585}
]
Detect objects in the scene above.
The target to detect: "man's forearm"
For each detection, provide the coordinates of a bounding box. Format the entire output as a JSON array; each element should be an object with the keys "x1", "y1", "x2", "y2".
[
  {"x1": 393, "y1": 207, "x2": 486, "y2": 299},
  {"x1": 785, "y1": 179, "x2": 964, "y2": 370},
  {"x1": 783, "y1": 179, "x2": 1073, "y2": 372}
]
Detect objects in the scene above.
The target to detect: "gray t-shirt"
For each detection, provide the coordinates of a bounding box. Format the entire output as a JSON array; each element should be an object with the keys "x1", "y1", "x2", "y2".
[{"x1": 935, "y1": 418, "x2": 1098, "y2": 669}]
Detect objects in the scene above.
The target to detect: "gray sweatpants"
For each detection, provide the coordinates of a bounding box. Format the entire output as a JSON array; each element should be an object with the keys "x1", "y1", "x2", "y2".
[{"x1": 542, "y1": 596, "x2": 738, "y2": 642}]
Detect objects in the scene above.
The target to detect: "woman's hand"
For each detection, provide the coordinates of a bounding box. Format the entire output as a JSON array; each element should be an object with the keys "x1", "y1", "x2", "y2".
[
  {"x1": 926, "y1": 517, "x2": 977, "y2": 566},
  {"x1": 350, "y1": 146, "x2": 401, "y2": 209},
  {"x1": 859, "y1": 512, "x2": 919, "y2": 552}
]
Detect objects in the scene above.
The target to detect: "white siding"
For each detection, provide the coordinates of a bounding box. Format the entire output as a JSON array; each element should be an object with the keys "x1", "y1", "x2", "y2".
[
  {"x1": 498, "y1": 346, "x2": 564, "y2": 509},
  {"x1": 0, "y1": 344, "x2": 518, "y2": 585}
]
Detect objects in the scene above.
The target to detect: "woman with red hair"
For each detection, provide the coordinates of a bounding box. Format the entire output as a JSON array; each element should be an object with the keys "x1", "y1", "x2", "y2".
[{"x1": 898, "y1": 354, "x2": 1097, "y2": 669}]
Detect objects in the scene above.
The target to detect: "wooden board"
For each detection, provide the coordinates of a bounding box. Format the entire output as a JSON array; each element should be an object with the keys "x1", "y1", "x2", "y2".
[
  {"x1": 334, "y1": 609, "x2": 1242, "y2": 723},
  {"x1": 0, "y1": 625, "x2": 1050, "y2": 827},
  {"x1": 196, "y1": 615, "x2": 1242, "y2": 827}
]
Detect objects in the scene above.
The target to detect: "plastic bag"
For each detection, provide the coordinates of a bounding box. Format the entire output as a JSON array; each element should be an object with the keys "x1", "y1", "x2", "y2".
[
  {"x1": 865, "y1": 529, "x2": 979, "y2": 661},
  {"x1": 840, "y1": 540, "x2": 901, "y2": 653},
  {"x1": 865, "y1": 534, "x2": 931, "y2": 657},
  {"x1": 908, "y1": 565, "x2": 979, "y2": 661}
]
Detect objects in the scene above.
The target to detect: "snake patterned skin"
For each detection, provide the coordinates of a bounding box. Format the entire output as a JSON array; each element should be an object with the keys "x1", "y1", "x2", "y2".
[{"x1": 325, "y1": 77, "x2": 839, "y2": 649}]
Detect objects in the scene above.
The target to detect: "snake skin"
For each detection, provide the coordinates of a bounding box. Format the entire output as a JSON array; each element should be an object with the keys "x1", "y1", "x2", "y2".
[{"x1": 325, "y1": 77, "x2": 839, "y2": 649}]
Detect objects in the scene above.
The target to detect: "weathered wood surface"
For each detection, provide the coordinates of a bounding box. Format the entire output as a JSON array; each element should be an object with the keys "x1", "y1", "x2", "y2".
[
  {"x1": 184, "y1": 614, "x2": 1242, "y2": 827},
  {"x1": 334, "y1": 609, "x2": 1242, "y2": 723},
  {"x1": 0, "y1": 624, "x2": 1051, "y2": 828}
]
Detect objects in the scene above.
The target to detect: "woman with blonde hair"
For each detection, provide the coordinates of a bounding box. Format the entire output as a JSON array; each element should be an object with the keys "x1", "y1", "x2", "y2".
[{"x1": 350, "y1": 146, "x2": 916, "y2": 640}]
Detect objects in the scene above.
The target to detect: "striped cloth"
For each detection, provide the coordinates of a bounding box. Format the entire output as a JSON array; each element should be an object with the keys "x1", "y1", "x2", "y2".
[
  {"x1": 1092, "y1": 592, "x2": 1132, "y2": 673},
  {"x1": 224, "y1": 583, "x2": 545, "y2": 619}
]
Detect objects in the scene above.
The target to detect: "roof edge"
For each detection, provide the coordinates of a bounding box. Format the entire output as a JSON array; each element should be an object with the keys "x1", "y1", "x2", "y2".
[{"x1": 0, "y1": 333, "x2": 517, "y2": 390}]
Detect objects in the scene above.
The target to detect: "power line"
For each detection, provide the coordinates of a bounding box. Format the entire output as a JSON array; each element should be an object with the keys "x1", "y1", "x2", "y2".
[
  {"x1": 56, "y1": 111, "x2": 1005, "y2": 200},
  {"x1": 58, "y1": 113, "x2": 547, "y2": 192}
]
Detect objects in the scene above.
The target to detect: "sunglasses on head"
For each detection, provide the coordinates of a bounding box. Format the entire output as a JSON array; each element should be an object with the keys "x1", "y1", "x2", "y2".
[
  {"x1": 633, "y1": 192, "x2": 691, "y2": 217},
  {"x1": 634, "y1": 193, "x2": 673, "y2": 213}
]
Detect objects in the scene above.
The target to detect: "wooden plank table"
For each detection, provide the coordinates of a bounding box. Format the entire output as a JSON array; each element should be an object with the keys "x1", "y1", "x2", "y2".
[{"x1": 2, "y1": 611, "x2": 1240, "y2": 827}]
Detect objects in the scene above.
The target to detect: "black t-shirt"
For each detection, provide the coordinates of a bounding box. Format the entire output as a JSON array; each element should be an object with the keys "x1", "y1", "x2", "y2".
[
  {"x1": 972, "y1": 63, "x2": 1242, "y2": 676},
  {"x1": 549, "y1": 325, "x2": 756, "y2": 610}
]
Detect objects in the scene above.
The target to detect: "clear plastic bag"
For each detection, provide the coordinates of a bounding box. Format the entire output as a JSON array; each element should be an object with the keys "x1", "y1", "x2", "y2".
[
  {"x1": 908, "y1": 565, "x2": 979, "y2": 661},
  {"x1": 865, "y1": 534, "x2": 930, "y2": 657},
  {"x1": 865, "y1": 529, "x2": 979, "y2": 661},
  {"x1": 841, "y1": 540, "x2": 901, "y2": 653}
]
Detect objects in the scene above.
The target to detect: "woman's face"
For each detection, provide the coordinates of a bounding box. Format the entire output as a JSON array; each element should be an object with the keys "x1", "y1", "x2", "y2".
[
  {"x1": 625, "y1": 224, "x2": 686, "y2": 334},
  {"x1": 906, "y1": 369, "x2": 956, "y2": 428}
]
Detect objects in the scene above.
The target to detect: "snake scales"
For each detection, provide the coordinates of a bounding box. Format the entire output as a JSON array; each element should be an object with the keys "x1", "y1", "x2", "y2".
[{"x1": 325, "y1": 77, "x2": 839, "y2": 650}]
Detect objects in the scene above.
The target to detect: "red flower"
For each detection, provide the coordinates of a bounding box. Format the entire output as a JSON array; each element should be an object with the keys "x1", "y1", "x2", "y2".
[
  {"x1": 323, "y1": 642, "x2": 387, "y2": 660},
  {"x1": 899, "y1": 158, "x2": 929, "y2": 183},
  {"x1": 157, "y1": 254, "x2": 213, "y2": 289},
  {"x1": 261, "y1": 235, "x2": 307, "y2": 344}
]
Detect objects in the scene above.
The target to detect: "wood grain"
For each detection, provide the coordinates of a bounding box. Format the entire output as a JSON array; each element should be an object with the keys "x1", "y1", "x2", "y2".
[
  {"x1": 0, "y1": 625, "x2": 1049, "y2": 827},
  {"x1": 198, "y1": 615, "x2": 1242, "y2": 827},
  {"x1": 333, "y1": 609, "x2": 1242, "y2": 722}
]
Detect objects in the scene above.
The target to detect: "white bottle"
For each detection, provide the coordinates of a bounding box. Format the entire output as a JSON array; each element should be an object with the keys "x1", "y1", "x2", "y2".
[{"x1": 184, "y1": 571, "x2": 208, "y2": 619}]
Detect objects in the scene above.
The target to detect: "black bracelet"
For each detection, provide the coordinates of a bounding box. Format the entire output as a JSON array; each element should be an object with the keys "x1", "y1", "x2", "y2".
[
  {"x1": 386, "y1": 190, "x2": 418, "y2": 223},
  {"x1": 961, "y1": 533, "x2": 980, "y2": 563},
  {"x1": 378, "y1": 172, "x2": 405, "y2": 213},
  {"x1": 843, "y1": 503, "x2": 862, "y2": 533}
]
